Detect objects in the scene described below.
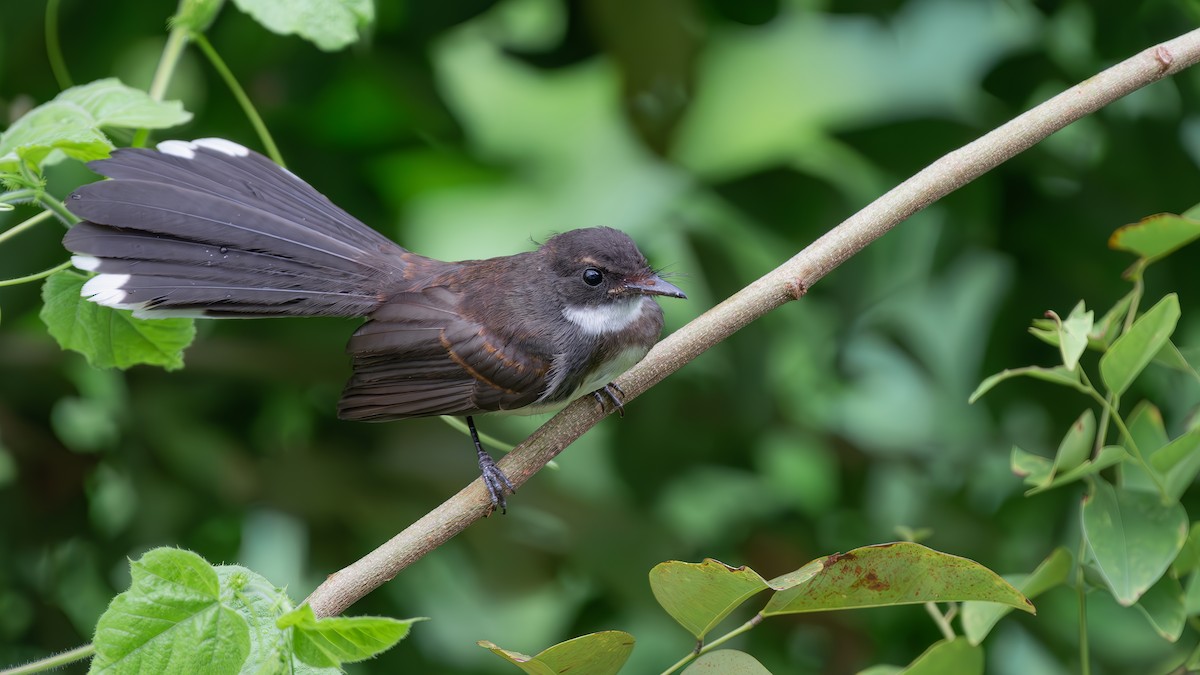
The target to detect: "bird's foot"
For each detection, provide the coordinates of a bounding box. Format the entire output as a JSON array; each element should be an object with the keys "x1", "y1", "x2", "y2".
[
  {"x1": 592, "y1": 382, "x2": 626, "y2": 418},
  {"x1": 477, "y1": 450, "x2": 515, "y2": 515}
]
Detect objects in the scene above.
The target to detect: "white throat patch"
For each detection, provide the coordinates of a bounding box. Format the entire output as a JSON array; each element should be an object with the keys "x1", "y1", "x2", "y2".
[{"x1": 562, "y1": 298, "x2": 646, "y2": 336}]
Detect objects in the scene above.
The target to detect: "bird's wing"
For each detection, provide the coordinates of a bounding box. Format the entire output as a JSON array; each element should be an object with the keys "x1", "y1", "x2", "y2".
[{"x1": 337, "y1": 286, "x2": 552, "y2": 421}]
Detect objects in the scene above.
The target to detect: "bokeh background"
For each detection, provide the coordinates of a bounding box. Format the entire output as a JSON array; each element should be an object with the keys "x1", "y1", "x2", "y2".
[{"x1": 3, "y1": 0, "x2": 1200, "y2": 672}]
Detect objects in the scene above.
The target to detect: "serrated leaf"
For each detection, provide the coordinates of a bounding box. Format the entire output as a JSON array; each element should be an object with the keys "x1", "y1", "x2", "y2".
[
  {"x1": 969, "y1": 365, "x2": 1082, "y2": 403},
  {"x1": 1099, "y1": 294, "x2": 1180, "y2": 397},
  {"x1": 41, "y1": 270, "x2": 195, "y2": 370},
  {"x1": 232, "y1": 0, "x2": 374, "y2": 51},
  {"x1": 90, "y1": 548, "x2": 251, "y2": 674},
  {"x1": 277, "y1": 604, "x2": 419, "y2": 668},
  {"x1": 1134, "y1": 574, "x2": 1186, "y2": 641},
  {"x1": 681, "y1": 650, "x2": 772, "y2": 674},
  {"x1": 479, "y1": 631, "x2": 634, "y2": 675},
  {"x1": 649, "y1": 559, "x2": 769, "y2": 639},
  {"x1": 761, "y1": 543, "x2": 1032, "y2": 616},
  {"x1": 1082, "y1": 479, "x2": 1188, "y2": 606},
  {"x1": 961, "y1": 547, "x2": 1072, "y2": 645},
  {"x1": 1109, "y1": 213, "x2": 1200, "y2": 261},
  {"x1": 900, "y1": 638, "x2": 982, "y2": 675},
  {"x1": 0, "y1": 78, "x2": 190, "y2": 171}
]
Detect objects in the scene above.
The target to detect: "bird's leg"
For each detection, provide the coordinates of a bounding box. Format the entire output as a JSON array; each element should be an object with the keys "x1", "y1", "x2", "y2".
[
  {"x1": 591, "y1": 383, "x2": 626, "y2": 418},
  {"x1": 467, "y1": 415, "x2": 515, "y2": 514}
]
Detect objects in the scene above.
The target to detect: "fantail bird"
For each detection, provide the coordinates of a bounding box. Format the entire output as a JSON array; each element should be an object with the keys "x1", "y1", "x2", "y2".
[{"x1": 61, "y1": 138, "x2": 685, "y2": 510}]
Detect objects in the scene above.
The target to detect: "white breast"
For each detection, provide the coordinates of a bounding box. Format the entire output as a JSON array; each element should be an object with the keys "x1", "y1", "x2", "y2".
[{"x1": 561, "y1": 298, "x2": 646, "y2": 336}]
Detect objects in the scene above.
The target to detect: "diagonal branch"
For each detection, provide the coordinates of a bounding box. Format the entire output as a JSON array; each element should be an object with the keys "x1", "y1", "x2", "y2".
[{"x1": 304, "y1": 27, "x2": 1200, "y2": 618}]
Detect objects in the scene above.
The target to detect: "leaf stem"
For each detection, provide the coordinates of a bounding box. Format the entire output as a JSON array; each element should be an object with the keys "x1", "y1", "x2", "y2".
[
  {"x1": 44, "y1": 0, "x2": 73, "y2": 90},
  {"x1": 660, "y1": 614, "x2": 764, "y2": 674},
  {"x1": 1076, "y1": 536, "x2": 1090, "y2": 675},
  {"x1": 190, "y1": 33, "x2": 284, "y2": 167},
  {"x1": 0, "y1": 261, "x2": 72, "y2": 287},
  {"x1": 36, "y1": 193, "x2": 79, "y2": 227},
  {"x1": 0, "y1": 643, "x2": 94, "y2": 674},
  {"x1": 1079, "y1": 370, "x2": 1169, "y2": 500},
  {"x1": 925, "y1": 602, "x2": 957, "y2": 641},
  {"x1": 0, "y1": 209, "x2": 56, "y2": 245},
  {"x1": 132, "y1": 23, "x2": 192, "y2": 148}
]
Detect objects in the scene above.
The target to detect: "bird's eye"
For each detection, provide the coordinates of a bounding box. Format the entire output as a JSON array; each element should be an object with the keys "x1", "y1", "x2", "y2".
[{"x1": 582, "y1": 268, "x2": 604, "y2": 286}]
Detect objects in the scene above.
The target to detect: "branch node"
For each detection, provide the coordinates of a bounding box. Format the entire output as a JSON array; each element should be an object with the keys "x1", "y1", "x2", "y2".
[
  {"x1": 788, "y1": 278, "x2": 809, "y2": 300},
  {"x1": 1155, "y1": 45, "x2": 1174, "y2": 70}
]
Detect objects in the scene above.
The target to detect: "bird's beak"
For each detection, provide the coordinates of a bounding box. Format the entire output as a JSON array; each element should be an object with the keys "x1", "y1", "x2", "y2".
[{"x1": 623, "y1": 274, "x2": 686, "y2": 299}]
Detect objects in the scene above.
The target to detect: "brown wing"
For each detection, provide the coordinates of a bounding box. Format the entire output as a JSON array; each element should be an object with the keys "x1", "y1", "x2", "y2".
[{"x1": 336, "y1": 286, "x2": 552, "y2": 421}]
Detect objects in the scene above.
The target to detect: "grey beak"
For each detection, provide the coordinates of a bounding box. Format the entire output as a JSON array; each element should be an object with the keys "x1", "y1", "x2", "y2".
[{"x1": 624, "y1": 274, "x2": 686, "y2": 299}]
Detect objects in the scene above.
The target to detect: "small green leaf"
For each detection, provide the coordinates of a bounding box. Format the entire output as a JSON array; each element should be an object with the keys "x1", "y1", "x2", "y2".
[
  {"x1": 41, "y1": 270, "x2": 195, "y2": 370},
  {"x1": 1011, "y1": 445, "x2": 1051, "y2": 486},
  {"x1": 277, "y1": 604, "x2": 420, "y2": 667},
  {"x1": 1092, "y1": 291, "x2": 1136, "y2": 347},
  {"x1": 1057, "y1": 302, "x2": 1093, "y2": 370},
  {"x1": 90, "y1": 548, "x2": 250, "y2": 674},
  {"x1": 649, "y1": 559, "x2": 769, "y2": 639},
  {"x1": 1082, "y1": 479, "x2": 1188, "y2": 606},
  {"x1": 479, "y1": 631, "x2": 635, "y2": 675},
  {"x1": 969, "y1": 365, "x2": 1082, "y2": 404},
  {"x1": 900, "y1": 638, "x2": 983, "y2": 675},
  {"x1": 1052, "y1": 410, "x2": 1095, "y2": 475},
  {"x1": 761, "y1": 543, "x2": 1032, "y2": 616},
  {"x1": 1121, "y1": 402, "x2": 1170, "y2": 494},
  {"x1": 1134, "y1": 575, "x2": 1186, "y2": 641},
  {"x1": 232, "y1": 0, "x2": 374, "y2": 51},
  {"x1": 1109, "y1": 213, "x2": 1200, "y2": 261},
  {"x1": 961, "y1": 547, "x2": 1072, "y2": 645},
  {"x1": 1099, "y1": 294, "x2": 1180, "y2": 397},
  {"x1": 173, "y1": 0, "x2": 227, "y2": 32},
  {"x1": 682, "y1": 650, "x2": 772, "y2": 674},
  {"x1": 1173, "y1": 523, "x2": 1200, "y2": 576},
  {"x1": 0, "y1": 78, "x2": 191, "y2": 171},
  {"x1": 1026, "y1": 446, "x2": 1127, "y2": 496},
  {"x1": 1150, "y1": 428, "x2": 1200, "y2": 500}
]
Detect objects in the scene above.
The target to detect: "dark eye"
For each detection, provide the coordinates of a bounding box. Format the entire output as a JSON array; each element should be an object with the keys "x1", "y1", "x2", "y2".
[{"x1": 582, "y1": 268, "x2": 603, "y2": 286}]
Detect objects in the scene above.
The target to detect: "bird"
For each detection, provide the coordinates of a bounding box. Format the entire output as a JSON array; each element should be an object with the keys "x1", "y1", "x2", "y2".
[{"x1": 61, "y1": 138, "x2": 686, "y2": 511}]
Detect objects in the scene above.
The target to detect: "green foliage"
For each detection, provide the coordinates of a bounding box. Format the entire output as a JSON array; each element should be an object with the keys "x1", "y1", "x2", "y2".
[
  {"x1": 40, "y1": 270, "x2": 196, "y2": 371},
  {"x1": 230, "y1": 0, "x2": 373, "y2": 51},
  {"x1": 479, "y1": 631, "x2": 634, "y2": 675},
  {"x1": 90, "y1": 548, "x2": 414, "y2": 674}
]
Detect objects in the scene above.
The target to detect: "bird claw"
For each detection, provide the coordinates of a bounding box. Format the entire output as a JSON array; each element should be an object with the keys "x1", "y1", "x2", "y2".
[
  {"x1": 592, "y1": 383, "x2": 626, "y2": 417},
  {"x1": 477, "y1": 451, "x2": 515, "y2": 515}
]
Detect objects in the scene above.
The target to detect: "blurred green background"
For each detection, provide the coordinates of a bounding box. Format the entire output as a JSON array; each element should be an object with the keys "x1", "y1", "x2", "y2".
[{"x1": 3, "y1": 0, "x2": 1200, "y2": 672}]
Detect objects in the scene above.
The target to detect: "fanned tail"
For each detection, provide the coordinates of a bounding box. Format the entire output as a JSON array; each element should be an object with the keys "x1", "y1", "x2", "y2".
[{"x1": 63, "y1": 138, "x2": 415, "y2": 318}]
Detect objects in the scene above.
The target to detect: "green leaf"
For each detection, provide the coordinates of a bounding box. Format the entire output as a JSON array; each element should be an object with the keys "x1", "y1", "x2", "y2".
[
  {"x1": 90, "y1": 548, "x2": 250, "y2": 674},
  {"x1": 1120, "y1": 402, "x2": 1170, "y2": 494},
  {"x1": 1099, "y1": 294, "x2": 1180, "y2": 397},
  {"x1": 1109, "y1": 213, "x2": 1200, "y2": 262},
  {"x1": 1134, "y1": 574, "x2": 1186, "y2": 641},
  {"x1": 761, "y1": 542, "x2": 1032, "y2": 616},
  {"x1": 1057, "y1": 302, "x2": 1092, "y2": 370},
  {"x1": 900, "y1": 638, "x2": 983, "y2": 675},
  {"x1": 961, "y1": 547, "x2": 1072, "y2": 645},
  {"x1": 277, "y1": 604, "x2": 419, "y2": 667},
  {"x1": 40, "y1": 270, "x2": 195, "y2": 370},
  {"x1": 682, "y1": 650, "x2": 772, "y2": 674},
  {"x1": 1081, "y1": 479, "x2": 1188, "y2": 606},
  {"x1": 1092, "y1": 291, "x2": 1136, "y2": 347},
  {"x1": 1149, "y1": 428, "x2": 1200, "y2": 500},
  {"x1": 1011, "y1": 445, "x2": 1051, "y2": 486},
  {"x1": 173, "y1": 0, "x2": 227, "y2": 33},
  {"x1": 231, "y1": 0, "x2": 374, "y2": 51},
  {"x1": 1173, "y1": 523, "x2": 1200, "y2": 576},
  {"x1": 0, "y1": 78, "x2": 191, "y2": 171},
  {"x1": 479, "y1": 631, "x2": 635, "y2": 675},
  {"x1": 649, "y1": 559, "x2": 769, "y2": 639},
  {"x1": 1185, "y1": 572, "x2": 1200, "y2": 616},
  {"x1": 969, "y1": 365, "x2": 1082, "y2": 404},
  {"x1": 1052, "y1": 410, "x2": 1095, "y2": 475},
  {"x1": 1026, "y1": 446, "x2": 1127, "y2": 496}
]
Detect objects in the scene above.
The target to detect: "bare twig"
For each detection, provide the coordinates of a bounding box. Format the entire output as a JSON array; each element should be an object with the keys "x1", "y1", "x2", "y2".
[{"x1": 304, "y1": 28, "x2": 1200, "y2": 618}]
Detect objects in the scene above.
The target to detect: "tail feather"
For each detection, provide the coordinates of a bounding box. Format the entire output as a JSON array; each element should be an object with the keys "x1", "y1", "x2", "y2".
[{"x1": 63, "y1": 139, "x2": 419, "y2": 318}]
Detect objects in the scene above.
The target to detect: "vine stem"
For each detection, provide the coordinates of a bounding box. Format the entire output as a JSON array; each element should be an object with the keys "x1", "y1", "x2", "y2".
[
  {"x1": 925, "y1": 603, "x2": 957, "y2": 641},
  {"x1": 0, "y1": 261, "x2": 72, "y2": 287},
  {"x1": 0, "y1": 643, "x2": 94, "y2": 675},
  {"x1": 191, "y1": 33, "x2": 284, "y2": 167},
  {"x1": 131, "y1": 24, "x2": 191, "y2": 148},
  {"x1": 660, "y1": 614, "x2": 764, "y2": 675},
  {"x1": 0, "y1": 209, "x2": 54, "y2": 245},
  {"x1": 302, "y1": 28, "x2": 1200, "y2": 619}
]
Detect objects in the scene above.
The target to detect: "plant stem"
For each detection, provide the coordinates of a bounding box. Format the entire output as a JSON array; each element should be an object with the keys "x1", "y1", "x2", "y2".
[
  {"x1": 660, "y1": 614, "x2": 763, "y2": 675},
  {"x1": 132, "y1": 24, "x2": 192, "y2": 148},
  {"x1": 0, "y1": 643, "x2": 94, "y2": 674},
  {"x1": 0, "y1": 210, "x2": 55, "y2": 245},
  {"x1": 1079, "y1": 373, "x2": 1169, "y2": 500},
  {"x1": 44, "y1": 0, "x2": 73, "y2": 90},
  {"x1": 0, "y1": 261, "x2": 72, "y2": 287},
  {"x1": 191, "y1": 33, "x2": 284, "y2": 167},
  {"x1": 925, "y1": 602, "x2": 956, "y2": 641},
  {"x1": 1077, "y1": 537, "x2": 1090, "y2": 675},
  {"x1": 36, "y1": 194, "x2": 79, "y2": 227}
]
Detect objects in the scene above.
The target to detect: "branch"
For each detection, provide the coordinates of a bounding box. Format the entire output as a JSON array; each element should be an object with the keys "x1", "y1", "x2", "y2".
[{"x1": 304, "y1": 28, "x2": 1200, "y2": 618}]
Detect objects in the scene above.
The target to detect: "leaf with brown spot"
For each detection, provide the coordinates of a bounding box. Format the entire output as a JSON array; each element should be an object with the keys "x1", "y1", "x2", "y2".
[{"x1": 761, "y1": 542, "x2": 1032, "y2": 616}]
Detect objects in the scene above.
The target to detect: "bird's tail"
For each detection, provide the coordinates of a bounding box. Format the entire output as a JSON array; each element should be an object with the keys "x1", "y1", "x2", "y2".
[{"x1": 63, "y1": 138, "x2": 413, "y2": 318}]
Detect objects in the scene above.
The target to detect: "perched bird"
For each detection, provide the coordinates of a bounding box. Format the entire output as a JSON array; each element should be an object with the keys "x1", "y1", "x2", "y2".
[{"x1": 62, "y1": 138, "x2": 685, "y2": 510}]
